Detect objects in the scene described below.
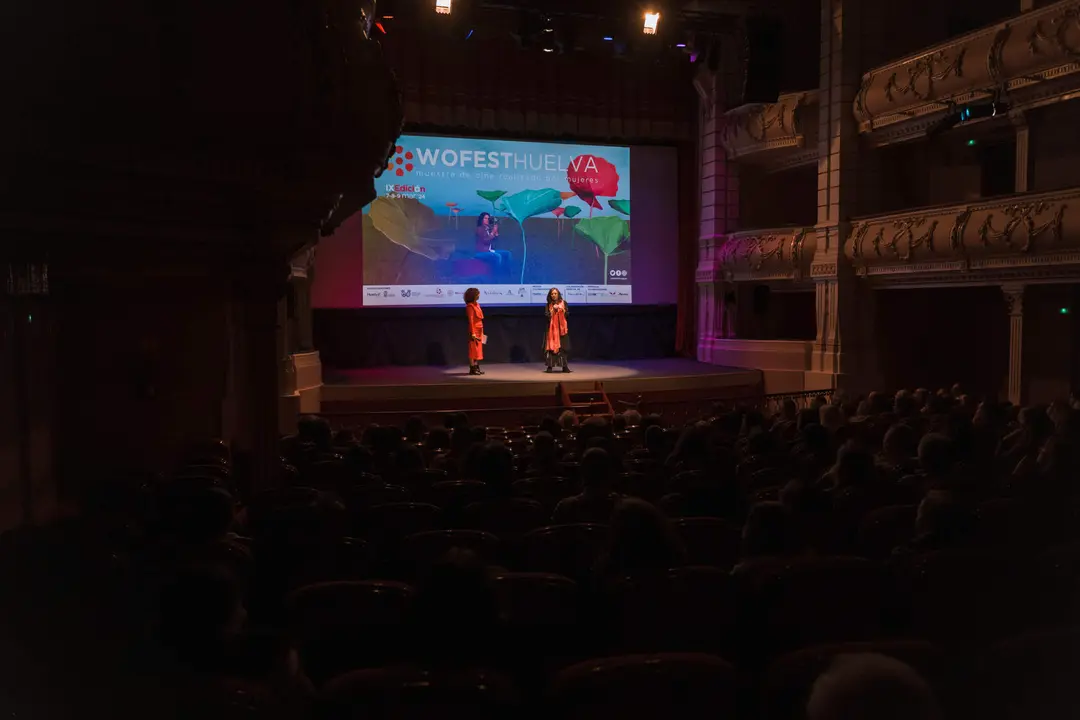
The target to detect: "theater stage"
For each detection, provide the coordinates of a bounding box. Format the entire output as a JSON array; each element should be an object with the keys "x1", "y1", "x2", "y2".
[{"x1": 320, "y1": 358, "x2": 763, "y2": 421}]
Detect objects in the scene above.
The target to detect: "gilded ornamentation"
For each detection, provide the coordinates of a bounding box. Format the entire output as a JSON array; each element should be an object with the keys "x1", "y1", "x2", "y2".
[
  {"x1": 849, "y1": 221, "x2": 884, "y2": 259},
  {"x1": 950, "y1": 209, "x2": 973, "y2": 250},
  {"x1": 854, "y1": 74, "x2": 874, "y2": 122},
  {"x1": 1002, "y1": 286, "x2": 1024, "y2": 316},
  {"x1": 716, "y1": 227, "x2": 815, "y2": 279},
  {"x1": 790, "y1": 228, "x2": 810, "y2": 277},
  {"x1": 856, "y1": 2, "x2": 1080, "y2": 136},
  {"x1": 883, "y1": 50, "x2": 966, "y2": 104},
  {"x1": 718, "y1": 91, "x2": 818, "y2": 159},
  {"x1": 1027, "y1": 7, "x2": 1080, "y2": 59},
  {"x1": 977, "y1": 202, "x2": 1066, "y2": 252},
  {"x1": 886, "y1": 217, "x2": 938, "y2": 260},
  {"x1": 987, "y1": 25, "x2": 1012, "y2": 84}
]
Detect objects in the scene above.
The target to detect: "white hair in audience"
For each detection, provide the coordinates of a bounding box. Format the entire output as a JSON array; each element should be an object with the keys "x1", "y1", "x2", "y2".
[{"x1": 807, "y1": 653, "x2": 941, "y2": 720}]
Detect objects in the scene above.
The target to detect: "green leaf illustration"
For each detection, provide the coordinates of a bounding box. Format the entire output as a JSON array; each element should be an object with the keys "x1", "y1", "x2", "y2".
[
  {"x1": 476, "y1": 189, "x2": 508, "y2": 213},
  {"x1": 562, "y1": 205, "x2": 583, "y2": 248},
  {"x1": 367, "y1": 196, "x2": 451, "y2": 261},
  {"x1": 608, "y1": 198, "x2": 631, "y2": 215},
  {"x1": 574, "y1": 216, "x2": 631, "y2": 282},
  {"x1": 499, "y1": 188, "x2": 563, "y2": 224},
  {"x1": 498, "y1": 189, "x2": 564, "y2": 284}
]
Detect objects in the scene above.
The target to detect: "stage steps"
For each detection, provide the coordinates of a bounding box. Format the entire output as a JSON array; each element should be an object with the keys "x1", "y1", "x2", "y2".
[{"x1": 559, "y1": 380, "x2": 614, "y2": 420}]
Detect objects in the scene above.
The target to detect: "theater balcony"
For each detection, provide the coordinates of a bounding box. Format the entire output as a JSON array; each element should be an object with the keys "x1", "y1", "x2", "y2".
[
  {"x1": 854, "y1": 0, "x2": 1080, "y2": 144},
  {"x1": 717, "y1": 91, "x2": 820, "y2": 171},
  {"x1": 713, "y1": 226, "x2": 818, "y2": 284},
  {"x1": 696, "y1": 227, "x2": 822, "y2": 394},
  {"x1": 844, "y1": 186, "x2": 1080, "y2": 286}
]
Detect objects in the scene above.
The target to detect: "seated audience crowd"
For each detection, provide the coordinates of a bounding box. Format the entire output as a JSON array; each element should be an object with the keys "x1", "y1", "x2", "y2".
[{"x1": 2, "y1": 387, "x2": 1078, "y2": 718}]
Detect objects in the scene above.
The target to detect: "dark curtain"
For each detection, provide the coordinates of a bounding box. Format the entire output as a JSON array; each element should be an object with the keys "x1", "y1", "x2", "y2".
[
  {"x1": 314, "y1": 305, "x2": 677, "y2": 369},
  {"x1": 674, "y1": 140, "x2": 700, "y2": 356},
  {"x1": 380, "y1": 30, "x2": 696, "y2": 144}
]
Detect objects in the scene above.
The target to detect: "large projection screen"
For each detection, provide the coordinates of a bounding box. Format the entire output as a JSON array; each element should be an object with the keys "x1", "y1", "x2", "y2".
[{"x1": 361, "y1": 134, "x2": 639, "y2": 307}]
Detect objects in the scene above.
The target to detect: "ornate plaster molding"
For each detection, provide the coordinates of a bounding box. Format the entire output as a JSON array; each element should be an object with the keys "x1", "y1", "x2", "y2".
[
  {"x1": 854, "y1": 0, "x2": 1080, "y2": 134},
  {"x1": 717, "y1": 91, "x2": 820, "y2": 163},
  {"x1": 844, "y1": 186, "x2": 1080, "y2": 283},
  {"x1": 707, "y1": 226, "x2": 817, "y2": 282}
]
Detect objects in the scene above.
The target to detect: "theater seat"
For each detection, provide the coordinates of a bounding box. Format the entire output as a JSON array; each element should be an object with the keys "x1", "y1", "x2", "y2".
[
  {"x1": 493, "y1": 572, "x2": 582, "y2": 689},
  {"x1": 512, "y1": 478, "x2": 574, "y2": 511},
  {"x1": 521, "y1": 523, "x2": 609, "y2": 582},
  {"x1": 899, "y1": 549, "x2": 1036, "y2": 647},
  {"x1": 321, "y1": 665, "x2": 518, "y2": 720},
  {"x1": 671, "y1": 517, "x2": 739, "y2": 570},
  {"x1": 609, "y1": 566, "x2": 735, "y2": 655},
  {"x1": 423, "y1": 481, "x2": 490, "y2": 515},
  {"x1": 975, "y1": 626, "x2": 1080, "y2": 720},
  {"x1": 402, "y1": 530, "x2": 501, "y2": 577},
  {"x1": 734, "y1": 556, "x2": 886, "y2": 658},
  {"x1": 551, "y1": 653, "x2": 736, "y2": 719},
  {"x1": 493, "y1": 572, "x2": 578, "y2": 626},
  {"x1": 857, "y1": 505, "x2": 917, "y2": 560},
  {"x1": 463, "y1": 499, "x2": 548, "y2": 540},
  {"x1": 285, "y1": 580, "x2": 414, "y2": 685},
  {"x1": 361, "y1": 503, "x2": 443, "y2": 544}
]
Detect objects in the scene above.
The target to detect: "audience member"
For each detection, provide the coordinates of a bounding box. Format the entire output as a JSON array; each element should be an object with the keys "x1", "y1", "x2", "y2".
[
  {"x1": 807, "y1": 653, "x2": 942, "y2": 720},
  {"x1": 893, "y1": 490, "x2": 976, "y2": 556},
  {"x1": 552, "y1": 447, "x2": 618, "y2": 524},
  {"x1": 408, "y1": 548, "x2": 502, "y2": 666},
  {"x1": 594, "y1": 498, "x2": 685, "y2": 581},
  {"x1": 736, "y1": 501, "x2": 804, "y2": 570},
  {"x1": 13, "y1": 382, "x2": 1075, "y2": 717}
]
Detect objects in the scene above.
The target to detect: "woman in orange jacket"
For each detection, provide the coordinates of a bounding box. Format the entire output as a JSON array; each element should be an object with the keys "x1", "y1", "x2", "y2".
[{"x1": 465, "y1": 287, "x2": 485, "y2": 375}]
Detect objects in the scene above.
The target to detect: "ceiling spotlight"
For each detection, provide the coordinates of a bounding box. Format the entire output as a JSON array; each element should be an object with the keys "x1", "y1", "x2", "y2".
[
  {"x1": 643, "y1": 11, "x2": 660, "y2": 35},
  {"x1": 540, "y1": 16, "x2": 557, "y2": 52},
  {"x1": 435, "y1": 0, "x2": 452, "y2": 15}
]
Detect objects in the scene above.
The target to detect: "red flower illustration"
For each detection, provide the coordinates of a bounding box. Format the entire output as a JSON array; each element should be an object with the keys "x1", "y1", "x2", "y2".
[{"x1": 566, "y1": 154, "x2": 620, "y2": 217}]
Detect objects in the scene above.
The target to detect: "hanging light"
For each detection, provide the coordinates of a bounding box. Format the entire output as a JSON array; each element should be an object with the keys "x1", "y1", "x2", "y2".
[
  {"x1": 435, "y1": 0, "x2": 452, "y2": 15},
  {"x1": 643, "y1": 11, "x2": 660, "y2": 35}
]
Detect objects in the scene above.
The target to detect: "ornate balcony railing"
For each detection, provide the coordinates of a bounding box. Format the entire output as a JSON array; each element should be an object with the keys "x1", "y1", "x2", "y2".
[
  {"x1": 854, "y1": 0, "x2": 1080, "y2": 134},
  {"x1": 708, "y1": 226, "x2": 818, "y2": 282},
  {"x1": 718, "y1": 91, "x2": 819, "y2": 169},
  {"x1": 844, "y1": 186, "x2": 1080, "y2": 283}
]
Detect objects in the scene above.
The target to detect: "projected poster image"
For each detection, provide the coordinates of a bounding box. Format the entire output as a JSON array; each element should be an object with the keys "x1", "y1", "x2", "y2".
[{"x1": 362, "y1": 134, "x2": 632, "y2": 306}]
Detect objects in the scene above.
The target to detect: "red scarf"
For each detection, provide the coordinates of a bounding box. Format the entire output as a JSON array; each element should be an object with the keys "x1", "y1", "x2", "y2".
[{"x1": 546, "y1": 301, "x2": 567, "y2": 352}]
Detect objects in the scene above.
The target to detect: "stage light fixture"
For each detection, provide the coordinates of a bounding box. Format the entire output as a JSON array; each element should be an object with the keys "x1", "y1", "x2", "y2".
[
  {"x1": 435, "y1": 0, "x2": 452, "y2": 15},
  {"x1": 643, "y1": 11, "x2": 660, "y2": 35}
]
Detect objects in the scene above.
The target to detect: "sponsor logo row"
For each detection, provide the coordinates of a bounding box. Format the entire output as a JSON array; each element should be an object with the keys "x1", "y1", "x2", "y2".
[{"x1": 363, "y1": 285, "x2": 632, "y2": 305}]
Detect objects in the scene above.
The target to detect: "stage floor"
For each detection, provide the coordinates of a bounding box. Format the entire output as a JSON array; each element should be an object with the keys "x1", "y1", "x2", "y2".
[{"x1": 322, "y1": 358, "x2": 762, "y2": 408}]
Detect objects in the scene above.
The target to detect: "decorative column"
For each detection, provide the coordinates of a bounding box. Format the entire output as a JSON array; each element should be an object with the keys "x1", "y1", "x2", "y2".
[
  {"x1": 1012, "y1": 111, "x2": 1032, "y2": 193},
  {"x1": 289, "y1": 246, "x2": 316, "y2": 353},
  {"x1": 284, "y1": 245, "x2": 322, "y2": 416},
  {"x1": 695, "y1": 38, "x2": 743, "y2": 362},
  {"x1": 229, "y1": 262, "x2": 290, "y2": 492},
  {"x1": 810, "y1": 0, "x2": 877, "y2": 392},
  {"x1": 1002, "y1": 283, "x2": 1025, "y2": 405}
]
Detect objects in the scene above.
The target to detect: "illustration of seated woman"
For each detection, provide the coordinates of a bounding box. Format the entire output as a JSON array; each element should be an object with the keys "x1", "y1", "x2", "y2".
[{"x1": 474, "y1": 212, "x2": 513, "y2": 276}]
